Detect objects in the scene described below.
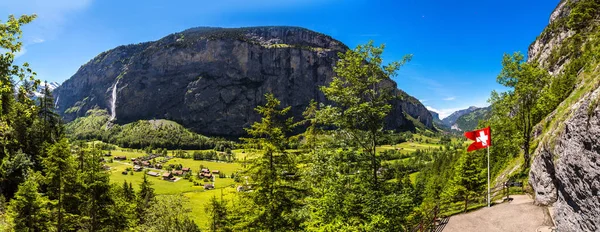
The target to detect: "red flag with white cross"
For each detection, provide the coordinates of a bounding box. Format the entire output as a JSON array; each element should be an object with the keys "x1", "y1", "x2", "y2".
[{"x1": 464, "y1": 126, "x2": 491, "y2": 152}]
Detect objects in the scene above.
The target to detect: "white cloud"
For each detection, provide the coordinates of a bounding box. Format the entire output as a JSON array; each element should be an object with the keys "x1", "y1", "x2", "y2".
[
  {"x1": 443, "y1": 96, "x2": 456, "y2": 101},
  {"x1": 32, "y1": 38, "x2": 45, "y2": 43},
  {"x1": 14, "y1": 48, "x2": 27, "y2": 58}
]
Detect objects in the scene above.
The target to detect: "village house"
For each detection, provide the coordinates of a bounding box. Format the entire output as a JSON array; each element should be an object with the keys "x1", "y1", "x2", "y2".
[
  {"x1": 142, "y1": 161, "x2": 150, "y2": 167},
  {"x1": 182, "y1": 167, "x2": 191, "y2": 173},
  {"x1": 147, "y1": 171, "x2": 160, "y2": 177},
  {"x1": 204, "y1": 183, "x2": 215, "y2": 190},
  {"x1": 173, "y1": 170, "x2": 184, "y2": 176},
  {"x1": 122, "y1": 170, "x2": 128, "y2": 175},
  {"x1": 155, "y1": 163, "x2": 163, "y2": 169},
  {"x1": 162, "y1": 172, "x2": 173, "y2": 180},
  {"x1": 133, "y1": 165, "x2": 143, "y2": 172},
  {"x1": 114, "y1": 156, "x2": 126, "y2": 160},
  {"x1": 212, "y1": 170, "x2": 220, "y2": 174}
]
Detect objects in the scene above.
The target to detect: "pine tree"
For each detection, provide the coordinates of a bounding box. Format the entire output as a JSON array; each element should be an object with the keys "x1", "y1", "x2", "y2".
[
  {"x1": 43, "y1": 139, "x2": 82, "y2": 231},
  {"x1": 448, "y1": 151, "x2": 485, "y2": 212},
  {"x1": 80, "y1": 148, "x2": 114, "y2": 231},
  {"x1": 7, "y1": 172, "x2": 51, "y2": 231},
  {"x1": 206, "y1": 195, "x2": 229, "y2": 231},
  {"x1": 137, "y1": 173, "x2": 155, "y2": 223},
  {"x1": 239, "y1": 93, "x2": 304, "y2": 231}
]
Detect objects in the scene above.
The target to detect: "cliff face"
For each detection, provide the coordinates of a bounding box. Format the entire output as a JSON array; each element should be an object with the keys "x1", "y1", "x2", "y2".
[
  {"x1": 527, "y1": 1, "x2": 600, "y2": 231},
  {"x1": 54, "y1": 27, "x2": 433, "y2": 137}
]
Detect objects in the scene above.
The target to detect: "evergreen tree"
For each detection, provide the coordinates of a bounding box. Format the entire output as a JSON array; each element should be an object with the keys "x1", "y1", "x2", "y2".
[
  {"x1": 43, "y1": 139, "x2": 82, "y2": 231},
  {"x1": 7, "y1": 172, "x2": 51, "y2": 232},
  {"x1": 239, "y1": 93, "x2": 304, "y2": 231},
  {"x1": 80, "y1": 148, "x2": 114, "y2": 231},
  {"x1": 137, "y1": 173, "x2": 155, "y2": 223},
  {"x1": 447, "y1": 151, "x2": 485, "y2": 212},
  {"x1": 206, "y1": 195, "x2": 229, "y2": 232}
]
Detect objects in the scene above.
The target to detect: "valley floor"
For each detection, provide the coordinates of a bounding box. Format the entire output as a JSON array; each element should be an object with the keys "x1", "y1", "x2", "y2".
[{"x1": 442, "y1": 195, "x2": 554, "y2": 232}]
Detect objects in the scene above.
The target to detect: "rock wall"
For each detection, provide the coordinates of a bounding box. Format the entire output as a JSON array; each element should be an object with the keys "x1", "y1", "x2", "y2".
[
  {"x1": 54, "y1": 27, "x2": 433, "y2": 137},
  {"x1": 530, "y1": 86, "x2": 600, "y2": 231}
]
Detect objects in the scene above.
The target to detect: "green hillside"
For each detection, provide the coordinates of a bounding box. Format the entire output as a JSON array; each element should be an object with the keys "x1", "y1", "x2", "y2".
[
  {"x1": 65, "y1": 108, "x2": 234, "y2": 150},
  {"x1": 454, "y1": 107, "x2": 490, "y2": 131}
]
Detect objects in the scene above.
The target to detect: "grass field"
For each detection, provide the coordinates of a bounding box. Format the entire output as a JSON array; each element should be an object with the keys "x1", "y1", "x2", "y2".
[{"x1": 103, "y1": 148, "x2": 242, "y2": 229}]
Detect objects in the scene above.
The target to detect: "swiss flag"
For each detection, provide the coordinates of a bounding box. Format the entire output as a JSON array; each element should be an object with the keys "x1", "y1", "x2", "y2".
[{"x1": 464, "y1": 126, "x2": 491, "y2": 152}]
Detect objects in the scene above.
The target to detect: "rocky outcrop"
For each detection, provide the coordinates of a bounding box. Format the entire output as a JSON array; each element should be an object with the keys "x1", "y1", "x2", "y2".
[
  {"x1": 530, "y1": 86, "x2": 600, "y2": 231},
  {"x1": 527, "y1": 0, "x2": 575, "y2": 74},
  {"x1": 528, "y1": 1, "x2": 600, "y2": 230},
  {"x1": 54, "y1": 26, "x2": 433, "y2": 137}
]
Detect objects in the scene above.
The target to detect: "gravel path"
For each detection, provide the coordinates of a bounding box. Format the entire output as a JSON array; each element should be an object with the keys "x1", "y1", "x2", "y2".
[{"x1": 442, "y1": 195, "x2": 555, "y2": 232}]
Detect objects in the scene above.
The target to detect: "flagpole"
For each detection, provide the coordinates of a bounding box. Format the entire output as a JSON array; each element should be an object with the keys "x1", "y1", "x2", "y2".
[{"x1": 487, "y1": 145, "x2": 490, "y2": 208}]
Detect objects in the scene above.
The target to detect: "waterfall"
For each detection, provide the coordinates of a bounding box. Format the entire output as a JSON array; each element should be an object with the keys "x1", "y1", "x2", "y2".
[
  {"x1": 110, "y1": 79, "x2": 119, "y2": 121},
  {"x1": 54, "y1": 96, "x2": 59, "y2": 108}
]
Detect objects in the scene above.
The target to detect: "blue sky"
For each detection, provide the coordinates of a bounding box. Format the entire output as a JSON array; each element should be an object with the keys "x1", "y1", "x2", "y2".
[{"x1": 1, "y1": 0, "x2": 559, "y2": 119}]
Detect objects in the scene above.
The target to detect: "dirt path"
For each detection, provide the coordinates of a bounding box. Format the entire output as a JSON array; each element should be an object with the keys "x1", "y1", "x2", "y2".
[{"x1": 442, "y1": 195, "x2": 555, "y2": 232}]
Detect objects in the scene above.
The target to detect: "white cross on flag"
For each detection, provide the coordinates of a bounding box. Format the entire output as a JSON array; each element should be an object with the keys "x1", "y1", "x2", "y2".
[{"x1": 464, "y1": 126, "x2": 491, "y2": 152}]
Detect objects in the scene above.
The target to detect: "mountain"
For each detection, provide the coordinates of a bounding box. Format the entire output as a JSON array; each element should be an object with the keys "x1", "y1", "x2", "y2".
[
  {"x1": 440, "y1": 106, "x2": 481, "y2": 128},
  {"x1": 429, "y1": 110, "x2": 449, "y2": 130},
  {"x1": 526, "y1": 1, "x2": 600, "y2": 230},
  {"x1": 53, "y1": 26, "x2": 434, "y2": 137},
  {"x1": 453, "y1": 106, "x2": 490, "y2": 131},
  {"x1": 31, "y1": 81, "x2": 60, "y2": 98}
]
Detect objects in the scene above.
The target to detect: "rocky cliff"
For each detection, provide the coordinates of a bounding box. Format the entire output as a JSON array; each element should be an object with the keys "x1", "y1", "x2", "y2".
[
  {"x1": 53, "y1": 26, "x2": 433, "y2": 137},
  {"x1": 527, "y1": 0, "x2": 600, "y2": 231}
]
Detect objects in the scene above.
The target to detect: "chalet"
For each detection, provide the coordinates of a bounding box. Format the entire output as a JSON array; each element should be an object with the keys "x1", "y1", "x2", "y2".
[
  {"x1": 133, "y1": 165, "x2": 143, "y2": 172},
  {"x1": 201, "y1": 168, "x2": 210, "y2": 173},
  {"x1": 155, "y1": 164, "x2": 163, "y2": 169},
  {"x1": 114, "y1": 156, "x2": 126, "y2": 160},
  {"x1": 182, "y1": 167, "x2": 191, "y2": 173},
  {"x1": 162, "y1": 172, "x2": 173, "y2": 180},
  {"x1": 212, "y1": 170, "x2": 220, "y2": 174},
  {"x1": 141, "y1": 161, "x2": 150, "y2": 167},
  {"x1": 204, "y1": 184, "x2": 215, "y2": 190},
  {"x1": 147, "y1": 171, "x2": 160, "y2": 177},
  {"x1": 173, "y1": 170, "x2": 184, "y2": 176},
  {"x1": 131, "y1": 158, "x2": 137, "y2": 162},
  {"x1": 133, "y1": 160, "x2": 141, "y2": 165},
  {"x1": 199, "y1": 172, "x2": 212, "y2": 179},
  {"x1": 104, "y1": 153, "x2": 112, "y2": 157}
]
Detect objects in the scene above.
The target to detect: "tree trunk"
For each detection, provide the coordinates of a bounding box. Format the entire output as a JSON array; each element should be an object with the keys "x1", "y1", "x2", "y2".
[{"x1": 523, "y1": 135, "x2": 530, "y2": 169}]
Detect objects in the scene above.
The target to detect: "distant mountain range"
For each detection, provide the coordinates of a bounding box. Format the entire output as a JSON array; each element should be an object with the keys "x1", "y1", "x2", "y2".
[{"x1": 429, "y1": 106, "x2": 490, "y2": 132}]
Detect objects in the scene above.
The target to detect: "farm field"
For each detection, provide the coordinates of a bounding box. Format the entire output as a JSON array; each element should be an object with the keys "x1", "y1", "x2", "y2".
[{"x1": 102, "y1": 148, "x2": 242, "y2": 229}]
